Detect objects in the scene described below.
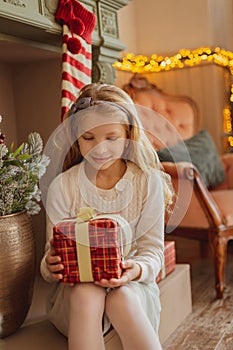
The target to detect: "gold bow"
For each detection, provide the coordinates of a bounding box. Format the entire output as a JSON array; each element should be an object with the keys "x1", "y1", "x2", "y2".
[{"x1": 77, "y1": 207, "x2": 95, "y2": 222}]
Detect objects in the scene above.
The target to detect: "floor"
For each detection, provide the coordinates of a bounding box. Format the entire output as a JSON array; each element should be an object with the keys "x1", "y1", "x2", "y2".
[{"x1": 163, "y1": 237, "x2": 233, "y2": 350}]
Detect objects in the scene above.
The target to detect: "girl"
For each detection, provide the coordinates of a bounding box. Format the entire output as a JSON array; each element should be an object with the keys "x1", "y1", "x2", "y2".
[{"x1": 40, "y1": 83, "x2": 173, "y2": 350}]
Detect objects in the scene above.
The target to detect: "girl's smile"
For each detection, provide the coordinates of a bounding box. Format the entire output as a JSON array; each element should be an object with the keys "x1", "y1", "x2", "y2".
[{"x1": 91, "y1": 156, "x2": 112, "y2": 164}]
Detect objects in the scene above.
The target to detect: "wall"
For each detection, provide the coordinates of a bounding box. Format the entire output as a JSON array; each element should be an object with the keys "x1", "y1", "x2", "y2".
[
  {"x1": 12, "y1": 59, "x2": 62, "y2": 144},
  {"x1": 118, "y1": 0, "x2": 233, "y2": 55},
  {"x1": 0, "y1": 63, "x2": 18, "y2": 145},
  {"x1": 132, "y1": 0, "x2": 210, "y2": 55},
  {"x1": 11, "y1": 58, "x2": 62, "y2": 268},
  {"x1": 117, "y1": 0, "x2": 137, "y2": 55}
]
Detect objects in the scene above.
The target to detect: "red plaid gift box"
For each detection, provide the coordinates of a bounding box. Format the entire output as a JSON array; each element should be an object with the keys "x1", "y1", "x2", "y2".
[
  {"x1": 53, "y1": 208, "x2": 132, "y2": 283},
  {"x1": 156, "y1": 241, "x2": 176, "y2": 283}
]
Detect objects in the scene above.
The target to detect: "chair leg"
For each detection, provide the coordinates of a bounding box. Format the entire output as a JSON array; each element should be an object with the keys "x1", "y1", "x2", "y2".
[{"x1": 209, "y1": 232, "x2": 228, "y2": 299}]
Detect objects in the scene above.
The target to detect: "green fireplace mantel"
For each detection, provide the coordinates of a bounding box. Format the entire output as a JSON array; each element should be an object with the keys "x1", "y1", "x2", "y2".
[
  {"x1": 87, "y1": 0, "x2": 132, "y2": 84},
  {"x1": 0, "y1": 0, "x2": 131, "y2": 84}
]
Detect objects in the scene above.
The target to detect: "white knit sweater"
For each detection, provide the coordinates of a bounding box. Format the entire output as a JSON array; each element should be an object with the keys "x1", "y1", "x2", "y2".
[{"x1": 40, "y1": 161, "x2": 165, "y2": 284}]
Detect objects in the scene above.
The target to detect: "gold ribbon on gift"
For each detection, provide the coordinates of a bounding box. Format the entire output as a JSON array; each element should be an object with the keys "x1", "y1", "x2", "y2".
[
  {"x1": 75, "y1": 207, "x2": 95, "y2": 282},
  {"x1": 75, "y1": 207, "x2": 132, "y2": 282},
  {"x1": 160, "y1": 264, "x2": 166, "y2": 280}
]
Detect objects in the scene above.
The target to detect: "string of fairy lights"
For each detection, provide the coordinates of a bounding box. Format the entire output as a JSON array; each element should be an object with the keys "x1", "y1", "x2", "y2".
[{"x1": 113, "y1": 46, "x2": 233, "y2": 150}]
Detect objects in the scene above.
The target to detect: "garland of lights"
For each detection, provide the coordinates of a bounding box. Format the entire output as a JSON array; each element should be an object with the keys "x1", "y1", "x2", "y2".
[{"x1": 113, "y1": 46, "x2": 233, "y2": 150}]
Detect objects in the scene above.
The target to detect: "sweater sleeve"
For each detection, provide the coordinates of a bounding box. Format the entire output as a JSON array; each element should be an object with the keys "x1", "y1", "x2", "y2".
[
  {"x1": 130, "y1": 171, "x2": 165, "y2": 283},
  {"x1": 40, "y1": 171, "x2": 74, "y2": 283}
]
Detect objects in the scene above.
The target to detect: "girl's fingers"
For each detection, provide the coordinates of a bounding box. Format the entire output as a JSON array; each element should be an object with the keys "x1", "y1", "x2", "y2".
[
  {"x1": 95, "y1": 275, "x2": 129, "y2": 288},
  {"x1": 121, "y1": 260, "x2": 133, "y2": 269},
  {"x1": 53, "y1": 273, "x2": 63, "y2": 281},
  {"x1": 45, "y1": 245, "x2": 61, "y2": 263},
  {"x1": 46, "y1": 254, "x2": 61, "y2": 265},
  {"x1": 44, "y1": 241, "x2": 64, "y2": 282},
  {"x1": 62, "y1": 282, "x2": 74, "y2": 286},
  {"x1": 95, "y1": 279, "x2": 117, "y2": 288},
  {"x1": 121, "y1": 260, "x2": 142, "y2": 281},
  {"x1": 95, "y1": 260, "x2": 141, "y2": 288},
  {"x1": 121, "y1": 259, "x2": 135, "y2": 270},
  {"x1": 49, "y1": 263, "x2": 64, "y2": 273}
]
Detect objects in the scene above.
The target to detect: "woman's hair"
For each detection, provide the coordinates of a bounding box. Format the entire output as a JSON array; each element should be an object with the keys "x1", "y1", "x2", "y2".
[{"x1": 63, "y1": 83, "x2": 174, "y2": 209}]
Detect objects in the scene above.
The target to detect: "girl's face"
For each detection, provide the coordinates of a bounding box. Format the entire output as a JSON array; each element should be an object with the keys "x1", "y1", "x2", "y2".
[{"x1": 78, "y1": 122, "x2": 128, "y2": 170}]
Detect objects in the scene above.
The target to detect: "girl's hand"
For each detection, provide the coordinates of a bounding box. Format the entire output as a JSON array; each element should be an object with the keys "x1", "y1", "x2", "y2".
[
  {"x1": 45, "y1": 239, "x2": 64, "y2": 282},
  {"x1": 45, "y1": 239, "x2": 74, "y2": 286},
  {"x1": 94, "y1": 259, "x2": 142, "y2": 289}
]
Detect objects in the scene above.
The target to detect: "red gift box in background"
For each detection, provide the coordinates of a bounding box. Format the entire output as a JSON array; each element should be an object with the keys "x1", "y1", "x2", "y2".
[
  {"x1": 156, "y1": 241, "x2": 176, "y2": 283},
  {"x1": 53, "y1": 216, "x2": 123, "y2": 283}
]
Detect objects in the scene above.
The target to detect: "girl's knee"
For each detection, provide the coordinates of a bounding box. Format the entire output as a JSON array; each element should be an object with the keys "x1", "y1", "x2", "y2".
[
  {"x1": 70, "y1": 283, "x2": 106, "y2": 308},
  {"x1": 105, "y1": 285, "x2": 140, "y2": 314}
]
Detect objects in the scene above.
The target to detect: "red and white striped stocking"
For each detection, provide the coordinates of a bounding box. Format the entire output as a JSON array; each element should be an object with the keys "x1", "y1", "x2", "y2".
[{"x1": 56, "y1": 0, "x2": 96, "y2": 120}]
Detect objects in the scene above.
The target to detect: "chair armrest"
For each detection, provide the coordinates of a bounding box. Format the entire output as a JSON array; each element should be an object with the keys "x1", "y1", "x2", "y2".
[
  {"x1": 191, "y1": 167, "x2": 225, "y2": 227},
  {"x1": 220, "y1": 153, "x2": 233, "y2": 189},
  {"x1": 162, "y1": 161, "x2": 194, "y2": 179},
  {"x1": 163, "y1": 161, "x2": 225, "y2": 228}
]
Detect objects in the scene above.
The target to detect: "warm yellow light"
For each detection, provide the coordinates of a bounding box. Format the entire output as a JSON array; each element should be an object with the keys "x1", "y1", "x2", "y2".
[
  {"x1": 228, "y1": 136, "x2": 233, "y2": 146},
  {"x1": 112, "y1": 46, "x2": 233, "y2": 106},
  {"x1": 113, "y1": 46, "x2": 233, "y2": 74},
  {"x1": 223, "y1": 107, "x2": 232, "y2": 134}
]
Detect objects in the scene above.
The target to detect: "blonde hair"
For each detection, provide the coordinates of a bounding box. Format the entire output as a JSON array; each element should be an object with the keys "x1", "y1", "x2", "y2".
[{"x1": 63, "y1": 83, "x2": 174, "y2": 209}]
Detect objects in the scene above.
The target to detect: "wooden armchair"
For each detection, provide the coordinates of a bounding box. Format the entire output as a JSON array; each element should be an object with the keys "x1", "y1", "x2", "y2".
[{"x1": 123, "y1": 74, "x2": 233, "y2": 298}]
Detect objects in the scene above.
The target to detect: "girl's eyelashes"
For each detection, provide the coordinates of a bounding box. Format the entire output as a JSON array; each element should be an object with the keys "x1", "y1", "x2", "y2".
[
  {"x1": 82, "y1": 135, "x2": 94, "y2": 140},
  {"x1": 107, "y1": 137, "x2": 118, "y2": 141},
  {"x1": 81, "y1": 135, "x2": 120, "y2": 141}
]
